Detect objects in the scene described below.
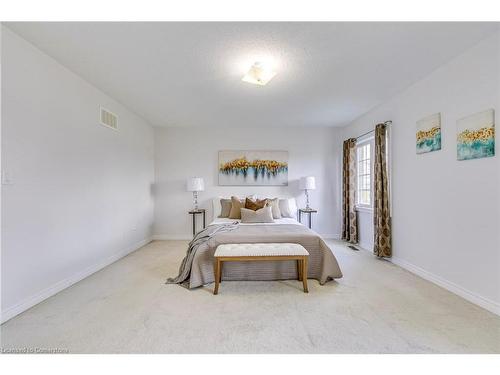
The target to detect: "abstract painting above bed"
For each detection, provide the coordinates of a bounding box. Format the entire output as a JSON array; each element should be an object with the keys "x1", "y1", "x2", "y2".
[{"x1": 218, "y1": 150, "x2": 288, "y2": 186}]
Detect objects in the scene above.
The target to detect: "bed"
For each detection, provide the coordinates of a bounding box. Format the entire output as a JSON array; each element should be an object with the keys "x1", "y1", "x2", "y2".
[{"x1": 178, "y1": 198, "x2": 343, "y2": 289}]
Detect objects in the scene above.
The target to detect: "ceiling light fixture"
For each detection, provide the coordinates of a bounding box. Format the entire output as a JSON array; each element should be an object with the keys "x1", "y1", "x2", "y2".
[{"x1": 242, "y1": 62, "x2": 277, "y2": 86}]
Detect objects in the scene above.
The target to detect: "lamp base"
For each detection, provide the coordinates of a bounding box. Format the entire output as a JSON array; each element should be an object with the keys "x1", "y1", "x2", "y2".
[
  {"x1": 193, "y1": 191, "x2": 199, "y2": 211},
  {"x1": 305, "y1": 189, "x2": 310, "y2": 210}
]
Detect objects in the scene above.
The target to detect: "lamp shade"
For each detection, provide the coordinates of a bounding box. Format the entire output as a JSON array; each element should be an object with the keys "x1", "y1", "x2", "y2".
[
  {"x1": 187, "y1": 177, "x2": 204, "y2": 192},
  {"x1": 299, "y1": 176, "x2": 316, "y2": 190}
]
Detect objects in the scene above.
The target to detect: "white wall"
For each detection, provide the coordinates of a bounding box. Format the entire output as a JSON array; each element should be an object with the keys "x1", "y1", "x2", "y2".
[
  {"x1": 342, "y1": 30, "x2": 500, "y2": 314},
  {"x1": 154, "y1": 127, "x2": 342, "y2": 238},
  {"x1": 1, "y1": 27, "x2": 155, "y2": 322}
]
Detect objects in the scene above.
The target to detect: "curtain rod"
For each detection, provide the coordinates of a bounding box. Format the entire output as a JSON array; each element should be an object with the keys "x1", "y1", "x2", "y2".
[{"x1": 355, "y1": 120, "x2": 392, "y2": 139}]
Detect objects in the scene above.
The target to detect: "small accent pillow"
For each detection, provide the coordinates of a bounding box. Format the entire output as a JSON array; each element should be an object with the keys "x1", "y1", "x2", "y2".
[
  {"x1": 219, "y1": 198, "x2": 232, "y2": 218},
  {"x1": 240, "y1": 206, "x2": 274, "y2": 223},
  {"x1": 229, "y1": 196, "x2": 245, "y2": 219},
  {"x1": 266, "y1": 198, "x2": 281, "y2": 219},
  {"x1": 245, "y1": 197, "x2": 268, "y2": 211}
]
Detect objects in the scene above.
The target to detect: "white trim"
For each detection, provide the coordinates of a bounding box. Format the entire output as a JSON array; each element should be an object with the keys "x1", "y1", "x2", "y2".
[
  {"x1": 152, "y1": 234, "x2": 192, "y2": 240},
  {"x1": 390, "y1": 256, "x2": 500, "y2": 316},
  {"x1": 355, "y1": 138, "x2": 374, "y2": 207},
  {"x1": 0, "y1": 237, "x2": 153, "y2": 324}
]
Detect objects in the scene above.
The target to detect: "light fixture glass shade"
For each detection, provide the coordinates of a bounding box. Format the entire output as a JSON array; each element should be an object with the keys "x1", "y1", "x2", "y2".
[
  {"x1": 187, "y1": 177, "x2": 204, "y2": 192},
  {"x1": 242, "y1": 62, "x2": 277, "y2": 86},
  {"x1": 299, "y1": 176, "x2": 316, "y2": 190}
]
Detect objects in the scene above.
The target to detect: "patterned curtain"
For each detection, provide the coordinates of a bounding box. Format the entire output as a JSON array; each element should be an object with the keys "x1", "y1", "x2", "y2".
[
  {"x1": 373, "y1": 123, "x2": 392, "y2": 257},
  {"x1": 341, "y1": 138, "x2": 358, "y2": 243}
]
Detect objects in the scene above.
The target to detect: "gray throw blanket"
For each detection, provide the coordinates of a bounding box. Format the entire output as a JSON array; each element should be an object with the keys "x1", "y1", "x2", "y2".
[{"x1": 166, "y1": 222, "x2": 239, "y2": 287}]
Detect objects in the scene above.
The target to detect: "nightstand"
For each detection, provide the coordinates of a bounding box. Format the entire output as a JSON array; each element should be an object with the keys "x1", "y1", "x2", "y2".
[
  {"x1": 298, "y1": 208, "x2": 317, "y2": 229},
  {"x1": 188, "y1": 209, "x2": 206, "y2": 237}
]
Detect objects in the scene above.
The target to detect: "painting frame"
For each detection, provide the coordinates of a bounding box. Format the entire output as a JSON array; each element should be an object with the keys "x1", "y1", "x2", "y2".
[
  {"x1": 416, "y1": 112, "x2": 441, "y2": 154},
  {"x1": 218, "y1": 150, "x2": 289, "y2": 186},
  {"x1": 457, "y1": 109, "x2": 495, "y2": 161}
]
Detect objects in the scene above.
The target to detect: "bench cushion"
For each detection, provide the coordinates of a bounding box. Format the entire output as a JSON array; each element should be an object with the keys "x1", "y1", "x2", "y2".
[{"x1": 215, "y1": 243, "x2": 309, "y2": 257}]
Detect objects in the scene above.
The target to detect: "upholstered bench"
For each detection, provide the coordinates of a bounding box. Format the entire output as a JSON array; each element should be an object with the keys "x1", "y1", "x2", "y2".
[{"x1": 213, "y1": 243, "x2": 309, "y2": 295}]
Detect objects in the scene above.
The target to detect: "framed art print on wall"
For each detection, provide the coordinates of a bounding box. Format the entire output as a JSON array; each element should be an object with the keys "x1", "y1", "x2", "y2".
[
  {"x1": 457, "y1": 109, "x2": 495, "y2": 161},
  {"x1": 218, "y1": 150, "x2": 288, "y2": 186},
  {"x1": 416, "y1": 113, "x2": 441, "y2": 154}
]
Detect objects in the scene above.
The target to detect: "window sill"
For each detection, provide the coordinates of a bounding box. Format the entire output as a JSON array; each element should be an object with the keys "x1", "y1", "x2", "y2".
[{"x1": 355, "y1": 206, "x2": 373, "y2": 214}]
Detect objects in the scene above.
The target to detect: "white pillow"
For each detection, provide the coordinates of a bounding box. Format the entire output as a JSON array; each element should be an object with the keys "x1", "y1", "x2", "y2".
[
  {"x1": 212, "y1": 197, "x2": 223, "y2": 221},
  {"x1": 267, "y1": 198, "x2": 282, "y2": 219},
  {"x1": 240, "y1": 206, "x2": 274, "y2": 223},
  {"x1": 288, "y1": 198, "x2": 298, "y2": 218},
  {"x1": 279, "y1": 198, "x2": 298, "y2": 218}
]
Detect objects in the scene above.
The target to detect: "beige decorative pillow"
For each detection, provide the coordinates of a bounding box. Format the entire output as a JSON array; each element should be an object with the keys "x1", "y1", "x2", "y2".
[
  {"x1": 240, "y1": 206, "x2": 274, "y2": 223},
  {"x1": 219, "y1": 198, "x2": 232, "y2": 218},
  {"x1": 266, "y1": 198, "x2": 281, "y2": 219},
  {"x1": 244, "y1": 197, "x2": 268, "y2": 211},
  {"x1": 229, "y1": 196, "x2": 245, "y2": 219}
]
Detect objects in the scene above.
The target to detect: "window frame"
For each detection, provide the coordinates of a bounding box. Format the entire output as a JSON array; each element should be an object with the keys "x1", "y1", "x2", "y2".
[{"x1": 355, "y1": 136, "x2": 374, "y2": 211}]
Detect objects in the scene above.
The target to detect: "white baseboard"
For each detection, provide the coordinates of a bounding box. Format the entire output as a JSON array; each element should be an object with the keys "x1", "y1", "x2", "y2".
[
  {"x1": 152, "y1": 234, "x2": 192, "y2": 240},
  {"x1": 1, "y1": 237, "x2": 153, "y2": 324},
  {"x1": 390, "y1": 257, "x2": 500, "y2": 316}
]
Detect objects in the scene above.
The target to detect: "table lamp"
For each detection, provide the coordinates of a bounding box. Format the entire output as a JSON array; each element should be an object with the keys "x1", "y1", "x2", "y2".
[
  {"x1": 187, "y1": 177, "x2": 204, "y2": 210},
  {"x1": 299, "y1": 176, "x2": 316, "y2": 210}
]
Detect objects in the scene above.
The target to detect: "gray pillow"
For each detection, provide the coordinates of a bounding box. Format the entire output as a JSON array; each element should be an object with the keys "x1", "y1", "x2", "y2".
[
  {"x1": 240, "y1": 206, "x2": 274, "y2": 223},
  {"x1": 219, "y1": 198, "x2": 232, "y2": 218},
  {"x1": 267, "y1": 198, "x2": 281, "y2": 219}
]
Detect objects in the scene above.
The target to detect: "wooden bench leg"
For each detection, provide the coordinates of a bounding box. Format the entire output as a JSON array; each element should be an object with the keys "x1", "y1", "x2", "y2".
[
  {"x1": 219, "y1": 260, "x2": 223, "y2": 283},
  {"x1": 302, "y1": 257, "x2": 308, "y2": 293},
  {"x1": 297, "y1": 259, "x2": 302, "y2": 281},
  {"x1": 214, "y1": 259, "x2": 220, "y2": 295}
]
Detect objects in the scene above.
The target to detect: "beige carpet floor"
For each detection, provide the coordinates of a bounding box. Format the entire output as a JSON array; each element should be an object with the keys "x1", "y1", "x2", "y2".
[{"x1": 1, "y1": 240, "x2": 499, "y2": 353}]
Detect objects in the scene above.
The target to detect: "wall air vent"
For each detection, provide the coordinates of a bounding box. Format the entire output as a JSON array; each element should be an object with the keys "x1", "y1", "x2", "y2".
[{"x1": 99, "y1": 107, "x2": 118, "y2": 130}]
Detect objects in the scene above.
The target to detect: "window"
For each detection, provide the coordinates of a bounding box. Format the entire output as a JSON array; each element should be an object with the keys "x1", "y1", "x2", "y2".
[{"x1": 356, "y1": 142, "x2": 372, "y2": 207}]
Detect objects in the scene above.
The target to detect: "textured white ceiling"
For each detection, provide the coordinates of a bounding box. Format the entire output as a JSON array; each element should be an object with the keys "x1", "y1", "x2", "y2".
[{"x1": 6, "y1": 22, "x2": 497, "y2": 127}]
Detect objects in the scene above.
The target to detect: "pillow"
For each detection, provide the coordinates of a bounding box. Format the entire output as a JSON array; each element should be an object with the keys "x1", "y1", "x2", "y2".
[
  {"x1": 288, "y1": 198, "x2": 298, "y2": 217},
  {"x1": 219, "y1": 198, "x2": 232, "y2": 218},
  {"x1": 279, "y1": 198, "x2": 297, "y2": 218},
  {"x1": 266, "y1": 198, "x2": 282, "y2": 219},
  {"x1": 240, "y1": 206, "x2": 274, "y2": 223},
  {"x1": 245, "y1": 197, "x2": 268, "y2": 211},
  {"x1": 229, "y1": 196, "x2": 245, "y2": 219},
  {"x1": 212, "y1": 197, "x2": 223, "y2": 220}
]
